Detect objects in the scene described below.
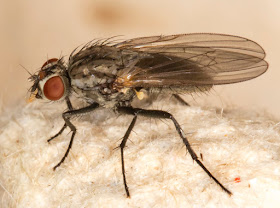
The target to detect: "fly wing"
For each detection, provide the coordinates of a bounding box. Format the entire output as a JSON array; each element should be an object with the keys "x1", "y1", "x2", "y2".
[{"x1": 113, "y1": 33, "x2": 268, "y2": 88}]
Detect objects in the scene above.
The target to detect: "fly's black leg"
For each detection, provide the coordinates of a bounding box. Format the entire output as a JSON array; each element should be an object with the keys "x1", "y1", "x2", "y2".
[
  {"x1": 65, "y1": 96, "x2": 74, "y2": 110},
  {"x1": 119, "y1": 116, "x2": 138, "y2": 198},
  {"x1": 53, "y1": 102, "x2": 99, "y2": 170},
  {"x1": 172, "y1": 94, "x2": 190, "y2": 106},
  {"x1": 48, "y1": 97, "x2": 74, "y2": 143},
  {"x1": 48, "y1": 123, "x2": 67, "y2": 143},
  {"x1": 117, "y1": 106, "x2": 232, "y2": 196}
]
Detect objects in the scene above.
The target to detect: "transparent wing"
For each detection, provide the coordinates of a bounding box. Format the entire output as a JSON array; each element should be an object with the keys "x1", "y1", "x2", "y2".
[{"x1": 113, "y1": 33, "x2": 268, "y2": 88}]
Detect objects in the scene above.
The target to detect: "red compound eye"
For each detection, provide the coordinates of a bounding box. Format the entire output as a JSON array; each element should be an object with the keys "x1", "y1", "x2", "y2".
[
  {"x1": 41, "y1": 58, "x2": 58, "y2": 68},
  {"x1": 43, "y1": 76, "x2": 65, "y2": 101},
  {"x1": 39, "y1": 58, "x2": 59, "y2": 80}
]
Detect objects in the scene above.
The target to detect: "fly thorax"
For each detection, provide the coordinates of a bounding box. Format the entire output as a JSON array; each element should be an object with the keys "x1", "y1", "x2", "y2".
[{"x1": 70, "y1": 64, "x2": 134, "y2": 107}]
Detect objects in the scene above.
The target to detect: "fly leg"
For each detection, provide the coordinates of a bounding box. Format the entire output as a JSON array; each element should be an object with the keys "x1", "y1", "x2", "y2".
[
  {"x1": 172, "y1": 94, "x2": 190, "y2": 106},
  {"x1": 52, "y1": 102, "x2": 99, "y2": 170},
  {"x1": 119, "y1": 116, "x2": 138, "y2": 197},
  {"x1": 48, "y1": 97, "x2": 74, "y2": 143},
  {"x1": 48, "y1": 123, "x2": 67, "y2": 143},
  {"x1": 117, "y1": 106, "x2": 232, "y2": 196}
]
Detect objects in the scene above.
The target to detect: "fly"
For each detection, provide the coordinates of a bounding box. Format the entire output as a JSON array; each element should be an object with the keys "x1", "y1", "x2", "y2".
[{"x1": 28, "y1": 33, "x2": 268, "y2": 197}]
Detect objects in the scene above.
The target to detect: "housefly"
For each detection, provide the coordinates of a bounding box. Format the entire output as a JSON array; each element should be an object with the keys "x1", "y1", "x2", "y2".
[{"x1": 28, "y1": 33, "x2": 268, "y2": 197}]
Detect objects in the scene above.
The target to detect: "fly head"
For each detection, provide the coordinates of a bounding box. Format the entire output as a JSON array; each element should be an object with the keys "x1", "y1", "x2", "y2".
[{"x1": 28, "y1": 58, "x2": 70, "y2": 102}]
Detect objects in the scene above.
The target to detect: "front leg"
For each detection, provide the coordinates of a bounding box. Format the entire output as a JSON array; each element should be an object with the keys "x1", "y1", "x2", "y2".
[
  {"x1": 48, "y1": 97, "x2": 74, "y2": 143},
  {"x1": 117, "y1": 106, "x2": 232, "y2": 196},
  {"x1": 52, "y1": 102, "x2": 99, "y2": 170}
]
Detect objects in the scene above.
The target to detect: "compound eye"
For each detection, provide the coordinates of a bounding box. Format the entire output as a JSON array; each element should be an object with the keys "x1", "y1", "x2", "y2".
[
  {"x1": 42, "y1": 58, "x2": 58, "y2": 68},
  {"x1": 39, "y1": 58, "x2": 59, "y2": 80},
  {"x1": 43, "y1": 76, "x2": 65, "y2": 101}
]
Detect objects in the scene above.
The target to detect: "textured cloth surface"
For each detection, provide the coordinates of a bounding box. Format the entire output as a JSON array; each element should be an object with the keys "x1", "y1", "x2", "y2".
[{"x1": 0, "y1": 100, "x2": 280, "y2": 208}]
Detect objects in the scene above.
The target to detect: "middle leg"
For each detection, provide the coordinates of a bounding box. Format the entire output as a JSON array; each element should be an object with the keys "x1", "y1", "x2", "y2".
[
  {"x1": 119, "y1": 116, "x2": 138, "y2": 197},
  {"x1": 117, "y1": 106, "x2": 232, "y2": 196}
]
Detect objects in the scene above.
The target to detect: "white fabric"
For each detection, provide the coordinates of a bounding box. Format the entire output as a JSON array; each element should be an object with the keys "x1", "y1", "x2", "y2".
[{"x1": 1, "y1": 99, "x2": 280, "y2": 207}]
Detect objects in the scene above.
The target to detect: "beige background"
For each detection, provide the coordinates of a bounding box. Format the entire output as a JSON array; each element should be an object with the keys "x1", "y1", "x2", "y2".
[{"x1": 0, "y1": 0, "x2": 279, "y2": 117}]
